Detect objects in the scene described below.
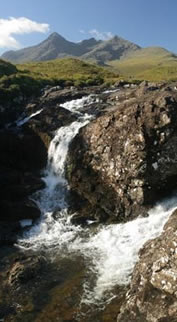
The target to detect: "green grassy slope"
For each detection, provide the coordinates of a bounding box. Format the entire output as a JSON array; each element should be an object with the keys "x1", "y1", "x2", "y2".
[
  {"x1": 108, "y1": 47, "x2": 177, "y2": 81},
  {"x1": 17, "y1": 57, "x2": 120, "y2": 86},
  {"x1": 0, "y1": 58, "x2": 120, "y2": 103}
]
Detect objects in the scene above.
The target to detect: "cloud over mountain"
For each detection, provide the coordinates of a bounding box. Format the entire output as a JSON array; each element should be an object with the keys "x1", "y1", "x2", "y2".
[
  {"x1": 0, "y1": 17, "x2": 50, "y2": 49},
  {"x1": 80, "y1": 29, "x2": 113, "y2": 40},
  {"x1": 1, "y1": 32, "x2": 140, "y2": 64}
]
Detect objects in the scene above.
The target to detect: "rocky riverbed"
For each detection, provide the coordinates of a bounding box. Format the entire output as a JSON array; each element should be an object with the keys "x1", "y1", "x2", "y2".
[{"x1": 1, "y1": 82, "x2": 177, "y2": 321}]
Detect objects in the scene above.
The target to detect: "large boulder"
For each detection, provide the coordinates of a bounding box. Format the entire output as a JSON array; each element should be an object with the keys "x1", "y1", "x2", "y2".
[
  {"x1": 0, "y1": 129, "x2": 46, "y2": 227},
  {"x1": 67, "y1": 83, "x2": 177, "y2": 222},
  {"x1": 0, "y1": 199, "x2": 40, "y2": 222},
  {"x1": 0, "y1": 129, "x2": 48, "y2": 171},
  {"x1": 117, "y1": 209, "x2": 177, "y2": 322}
]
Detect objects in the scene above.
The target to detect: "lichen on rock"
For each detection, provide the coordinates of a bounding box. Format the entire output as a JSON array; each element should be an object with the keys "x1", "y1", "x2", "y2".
[{"x1": 67, "y1": 83, "x2": 177, "y2": 222}]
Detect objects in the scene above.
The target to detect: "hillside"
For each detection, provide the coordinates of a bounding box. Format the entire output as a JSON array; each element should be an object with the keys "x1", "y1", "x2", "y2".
[
  {"x1": 2, "y1": 32, "x2": 177, "y2": 82},
  {"x1": 108, "y1": 47, "x2": 177, "y2": 81},
  {"x1": 0, "y1": 59, "x2": 17, "y2": 77},
  {"x1": 0, "y1": 57, "x2": 119, "y2": 103},
  {"x1": 1, "y1": 32, "x2": 140, "y2": 64},
  {"x1": 81, "y1": 36, "x2": 140, "y2": 64},
  {"x1": 17, "y1": 57, "x2": 120, "y2": 86}
]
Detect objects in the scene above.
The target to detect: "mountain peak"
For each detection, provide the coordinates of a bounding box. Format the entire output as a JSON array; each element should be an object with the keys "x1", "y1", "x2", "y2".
[
  {"x1": 46, "y1": 32, "x2": 67, "y2": 42},
  {"x1": 1, "y1": 32, "x2": 141, "y2": 64}
]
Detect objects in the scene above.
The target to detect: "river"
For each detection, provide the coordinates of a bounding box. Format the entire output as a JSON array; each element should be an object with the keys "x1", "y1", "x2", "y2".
[{"x1": 5, "y1": 94, "x2": 177, "y2": 321}]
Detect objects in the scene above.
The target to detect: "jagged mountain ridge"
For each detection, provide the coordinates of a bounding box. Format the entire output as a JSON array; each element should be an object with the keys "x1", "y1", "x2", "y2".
[
  {"x1": 81, "y1": 35, "x2": 141, "y2": 63},
  {"x1": 1, "y1": 32, "x2": 140, "y2": 64}
]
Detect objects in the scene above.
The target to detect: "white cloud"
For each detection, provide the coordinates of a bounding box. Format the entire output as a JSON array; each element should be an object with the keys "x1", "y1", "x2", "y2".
[
  {"x1": 0, "y1": 17, "x2": 50, "y2": 49},
  {"x1": 80, "y1": 29, "x2": 114, "y2": 40},
  {"x1": 79, "y1": 29, "x2": 86, "y2": 35}
]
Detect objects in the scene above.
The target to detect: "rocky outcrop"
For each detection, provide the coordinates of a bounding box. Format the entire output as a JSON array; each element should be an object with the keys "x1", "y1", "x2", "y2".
[
  {"x1": 0, "y1": 129, "x2": 46, "y2": 226},
  {"x1": 0, "y1": 131, "x2": 45, "y2": 244},
  {"x1": 22, "y1": 86, "x2": 105, "y2": 146},
  {"x1": 8, "y1": 255, "x2": 46, "y2": 287},
  {"x1": 67, "y1": 82, "x2": 177, "y2": 222},
  {"x1": 117, "y1": 209, "x2": 177, "y2": 322}
]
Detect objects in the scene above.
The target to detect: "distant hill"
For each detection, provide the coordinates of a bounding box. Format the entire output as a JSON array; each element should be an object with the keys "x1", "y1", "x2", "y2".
[
  {"x1": 2, "y1": 32, "x2": 177, "y2": 82},
  {"x1": 81, "y1": 36, "x2": 140, "y2": 64},
  {"x1": 108, "y1": 47, "x2": 177, "y2": 81},
  {"x1": 1, "y1": 32, "x2": 140, "y2": 64}
]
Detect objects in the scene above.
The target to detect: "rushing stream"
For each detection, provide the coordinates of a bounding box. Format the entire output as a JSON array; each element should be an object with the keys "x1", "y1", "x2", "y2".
[{"x1": 17, "y1": 95, "x2": 177, "y2": 313}]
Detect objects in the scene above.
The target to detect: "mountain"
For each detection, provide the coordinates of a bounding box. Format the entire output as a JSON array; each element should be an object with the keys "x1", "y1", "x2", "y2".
[
  {"x1": 1, "y1": 32, "x2": 100, "y2": 63},
  {"x1": 1, "y1": 32, "x2": 140, "y2": 64},
  {"x1": 81, "y1": 35, "x2": 140, "y2": 63},
  {"x1": 108, "y1": 46, "x2": 177, "y2": 81}
]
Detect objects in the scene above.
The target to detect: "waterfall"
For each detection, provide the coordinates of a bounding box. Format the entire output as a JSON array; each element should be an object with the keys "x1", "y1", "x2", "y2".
[
  {"x1": 16, "y1": 108, "x2": 43, "y2": 126},
  {"x1": 18, "y1": 96, "x2": 94, "y2": 250},
  {"x1": 18, "y1": 95, "x2": 177, "y2": 306}
]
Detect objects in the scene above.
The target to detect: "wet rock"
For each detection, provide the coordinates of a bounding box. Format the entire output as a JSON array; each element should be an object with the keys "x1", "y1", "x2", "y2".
[
  {"x1": 0, "y1": 222, "x2": 21, "y2": 246},
  {"x1": 0, "y1": 199, "x2": 40, "y2": 222},
  {"x1": 25, "y1": 105, "x2": 77, "y2": 144},
  {"x1": 0, "y1": 304, "x2": 16, "y2": 320},
  {"x1": 39, "y1": 86, "x2": 102, "y2": 105},
  {"x1": 117, "y1": 209, "x2": 177, "y2": 322},
  {"x1": 70, "y1": 213, "x2": 95, "y2": 226},
  {"x1": 67, "y1": 83, "x2": 177, "y2": 222},
  {"x1": 0, "y1": 127, "x2": 46, "y2": 238},
  {"x1": 0, "y1": 169, "x2": 45, "y2": 201},
  {"x1": 0, "y1": 129, "x2": 48, "y2": 171},
  {"x1": 8, "y1": 255, "x2": 46, "y2": 287}
]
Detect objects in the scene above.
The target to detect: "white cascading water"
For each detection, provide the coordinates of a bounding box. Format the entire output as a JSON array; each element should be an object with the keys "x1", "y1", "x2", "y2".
[
  {"x1": 18, "y1": 94, "x2": 177, "y2": 306},
  {"x1": 19, "y1": 96, "x2": 94, "y2": 249},
  {"x1": 16, "y1": 108, "x2": 43, "y2": 126}
]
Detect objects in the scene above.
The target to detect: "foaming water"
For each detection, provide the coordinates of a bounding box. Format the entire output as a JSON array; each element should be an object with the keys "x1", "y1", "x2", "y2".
[
  {"x1": 76, "y1": 194, "x2": 177, "y2": 305},
  {"x1": 17, "y1": 95, "x2": 177, "y2": 307},
  {"x1": 18, "y1": 96, "x2": 93, "y2": 250},
  {"x1": 103, "y1": 89, "x2": 120, "y2": 94},
  {"x1": 17, "y1": 109, "x2": 43, "y2": 126},
  {"x1": 61, "y1": 94, "x2": 99, "y2": 113}
]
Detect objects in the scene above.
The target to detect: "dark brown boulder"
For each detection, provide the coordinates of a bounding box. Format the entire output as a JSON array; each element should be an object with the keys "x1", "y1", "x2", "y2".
[
  {"x1": 0, "y1": 222, "x2": 21, "y2": 246},
  {"x1": 0, "y1": 129, "x2": 45, "y2": 225},
  {"x1": 8, "y1": 255, "x2": 46, "y2": 287},
  {"x1": 117, "y1": 209, "x2": 177, "y2": 322},
  {"x1": 0, "y1": 129, "x2": 48, "y2": 171},
  {"x1": 0, "y1": 169, "x2": 45, "y2": 201},
  {"x1": 0, "y1": 199, "x2": 40, "y2": 221},
  {"x1": 67, "y1": 83, "x2": 177, "y2": 222}
]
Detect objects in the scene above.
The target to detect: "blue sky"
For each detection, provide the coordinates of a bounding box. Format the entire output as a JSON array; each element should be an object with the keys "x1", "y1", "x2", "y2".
[{"x1": 0, "y1": 0, "x2": 177, "y2": 55}]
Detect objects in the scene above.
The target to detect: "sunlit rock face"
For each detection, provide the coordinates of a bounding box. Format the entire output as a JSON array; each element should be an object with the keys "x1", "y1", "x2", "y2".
[
  {"x1": 67, "y1": 83, "x2": 177, "y2": 222},
  {"x1": 117, "y1": 208, "x2": 177, "y2": 322}
]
